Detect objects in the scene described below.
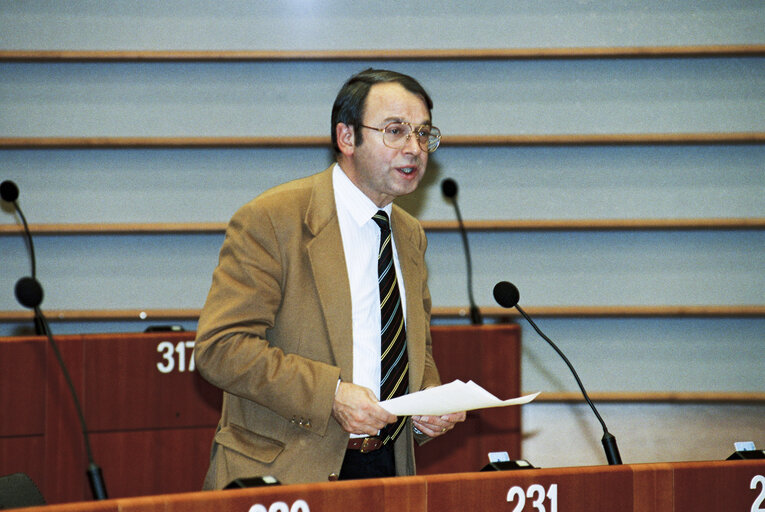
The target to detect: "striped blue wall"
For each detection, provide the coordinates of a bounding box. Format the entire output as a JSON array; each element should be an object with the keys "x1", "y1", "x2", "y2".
[{"x1": 1, "y1": 1, "x2": 763, "y2": 466}]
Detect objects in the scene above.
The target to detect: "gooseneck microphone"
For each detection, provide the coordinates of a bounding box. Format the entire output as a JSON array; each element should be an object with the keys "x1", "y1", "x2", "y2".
[
  {"x1": 493, "y1": 281, "x2": 622, "y2": 465},
  {"x1": 441, "y1": 178, "x2": 482, "y2": 324},
  {"x1": 2, "y1": 180, "x2": 44, "y2": 333},
  {"x1": 1, "y1": 180, "x2": 108, "y2": 500}
]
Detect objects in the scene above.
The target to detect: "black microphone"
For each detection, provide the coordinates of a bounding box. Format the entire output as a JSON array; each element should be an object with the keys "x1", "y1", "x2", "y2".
[
  {"x1": 2, "y1": 180, "x2": 44, "y2": 334},
  {"x1": 15, "y1": 276, "x2": 44, "y2": 309},
  {"x1": 441, "y1": 178, "x2": 482, "y2": 325},
  {"x1": 1, "y1": 180, "x2": 109, "y2": 500},
  {"x1": 1, "y1": 179, "x2": 20, "y2": 202},
  {"x1": 493, "y1": 281, "x2": 623, "y2": 465}
]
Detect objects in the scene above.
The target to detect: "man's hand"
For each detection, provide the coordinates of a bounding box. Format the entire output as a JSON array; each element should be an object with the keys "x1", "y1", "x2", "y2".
[
  {"x1": 412, "y1": 411, "x2": 466, "y2": 438},
  {"x1": 332, "y1": 381, "x2": 398, "y2": 436}
]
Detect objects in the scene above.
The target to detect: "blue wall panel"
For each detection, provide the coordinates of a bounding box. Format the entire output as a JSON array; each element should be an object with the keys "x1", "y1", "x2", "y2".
[
  {"x1": 0, "y1": 3, "x2": 763, "y2": 407},
  {"x1": 2, "y1": 1, "x2": 763, "y2": 49},
  {"x1": 2, "y1": 59, "x2": 764, "y2": 136}
]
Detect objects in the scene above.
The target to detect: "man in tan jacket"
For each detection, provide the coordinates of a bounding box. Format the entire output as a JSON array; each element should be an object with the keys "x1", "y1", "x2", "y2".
[{"x1": 195, "y1": 69, "x2": 465, "y2": 487}]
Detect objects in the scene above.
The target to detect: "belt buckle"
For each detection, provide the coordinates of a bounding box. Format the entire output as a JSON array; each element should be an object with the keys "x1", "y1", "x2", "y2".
[{"x1": 360, "y1": 437, "x2": 378, "y2": 453}]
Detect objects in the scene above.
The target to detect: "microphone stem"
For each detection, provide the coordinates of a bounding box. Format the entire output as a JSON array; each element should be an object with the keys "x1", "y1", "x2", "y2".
[
  {"x1": 37, "y1": 308, "x2": 109, "y2": 497},
  {"x1": 452, "y1": 199, "x2": 481, "y2": 324},
  {"x1": 15, "y1": 202, "x2": 45, "y2": 335},
  {"x1": 37, "y1": 308, "x2": 94, "y2": 463},
  {"x1": 14, "y1": 202, "x2": 37, "y2": 279},
  {"x1": 515, "y1": 304, "x2": 622, "y2": 464}
]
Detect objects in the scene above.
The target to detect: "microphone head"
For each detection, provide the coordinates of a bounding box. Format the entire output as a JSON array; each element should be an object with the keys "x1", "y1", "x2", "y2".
[
  {"x1": 15, "y1": 276, "x2": 44, "y2": 309},
  {"x1": 0, "y1": 180, "x2": 19, "y2": 202},
  {"x1": 441, "y1": 178, "x2": 458, "y2": 199},
  {"x1": 493, "y1": 281, "x2": 520, "y2": 308}
]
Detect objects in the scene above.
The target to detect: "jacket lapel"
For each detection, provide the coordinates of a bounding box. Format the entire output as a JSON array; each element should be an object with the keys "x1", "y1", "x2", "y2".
[
  {"x1": 305, "y1": 167, "x2": 354, "y2": 381},
  {"x1": 304, "y1": 168, "x2": 426, "y2": 391}
]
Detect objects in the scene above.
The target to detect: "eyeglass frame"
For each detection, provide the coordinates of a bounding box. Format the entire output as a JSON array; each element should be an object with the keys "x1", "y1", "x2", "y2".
[{"x1": 359, "y1": 121, "x2": 442, "y2": 153}]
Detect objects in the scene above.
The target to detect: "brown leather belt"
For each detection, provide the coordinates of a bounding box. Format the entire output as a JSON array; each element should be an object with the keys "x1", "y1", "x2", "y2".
[{"x1": 347, "y1": 437, "x2": 383, "y2": 453}]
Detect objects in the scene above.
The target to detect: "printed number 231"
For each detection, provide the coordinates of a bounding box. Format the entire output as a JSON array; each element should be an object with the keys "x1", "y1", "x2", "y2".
[{"x1": 507, "y1": 484, "x2": 557, "y2": 512}]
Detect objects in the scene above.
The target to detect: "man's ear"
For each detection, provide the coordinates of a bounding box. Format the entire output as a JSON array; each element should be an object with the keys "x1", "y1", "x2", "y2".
[{"x1": 335, "y1": 122, "x2": 356, "y2": 157}]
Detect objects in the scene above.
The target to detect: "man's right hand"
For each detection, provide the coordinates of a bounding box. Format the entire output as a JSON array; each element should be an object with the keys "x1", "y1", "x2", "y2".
[{"x1": 331, "y1": 381, "x2": 397, "y2": 436}]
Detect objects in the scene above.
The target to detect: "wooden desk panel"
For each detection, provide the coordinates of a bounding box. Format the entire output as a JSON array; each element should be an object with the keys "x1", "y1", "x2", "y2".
[
  {"x1": 0, "y1": 435, "x2": 45, "y2": 491},
  {"x1": 0, "y1": 338, "x2": 48, "y2": 497},
  {"x1": 416, "y1": 324, "x2": 521, "y2": 474},
  {"x1": 17, "y1": 461, "x2": 765, "y2": 512},
  {"x1": 0, "y1": 338, "x2": 46, "y2": 436},
  {"x1": 630, "y1": 462, "x2": 674, "y2": 511},
  {"x1": 82, "y1": 332, "x2": 221, "y2": 431},
  {"x1": 129, "y1": 478, "x2": 426, "y2": 512},
  {"x1": 41, "y1": 335, "x2": 89, "y2": 504},
  {"x1": 426, "y1": 464, "x2": 634, "y2": 512},
  {"x1": 17, "y1": 478, "x2": 429, "y2": 512},
  {"x1": 671, "y1": 459, "x2": 765, "y2": 511},
  {"x1": 0, "y1": 325, "x2": 519, "y2": 503},
  {"x1": 0, "y1": 332, "x2": 221, "y2": 504},
  {"x1": 89, "y1": 427, "x2": 216, "y2": 499}
]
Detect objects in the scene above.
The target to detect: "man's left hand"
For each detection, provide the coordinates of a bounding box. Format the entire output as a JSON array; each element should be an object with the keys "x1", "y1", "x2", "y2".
[{"x1": 412, "y1": 411, "x2": 466, "y2": 438}]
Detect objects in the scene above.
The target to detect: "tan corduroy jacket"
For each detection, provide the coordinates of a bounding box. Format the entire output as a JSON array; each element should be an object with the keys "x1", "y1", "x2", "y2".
[{"x1": 194, "y1": 166, "x2": 441, "y2": 487}]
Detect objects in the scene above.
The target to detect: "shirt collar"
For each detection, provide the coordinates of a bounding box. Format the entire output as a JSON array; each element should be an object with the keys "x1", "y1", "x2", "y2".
[{"x1": 333, "y1": 163, "x2": 393, "y2": 227}]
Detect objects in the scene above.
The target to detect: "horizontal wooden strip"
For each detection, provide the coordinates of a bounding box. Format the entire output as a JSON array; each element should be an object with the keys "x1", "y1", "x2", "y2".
[
  {"x1": 423, "y1": 218, "x2": 765, "y2": 231},
  {"x1": 1, "y1": 218, "x2": 762, "y2": 237},
  {"x1": 444, "y1": 132, "x2": 765, "y2": 146},
  {"x1": 0, "y1": 136, "x2": 328, "y2": 149},
  {"x1": 1, "y1": 132, "x2": 763, "y2": 149},
  {"x1": 1, "y1": 305, "x2": 762, "y2": 324},
  {"x1": 0, "y1": 45, "x2": 763, "y2": 62},
  {"x1": 441, "y1": 305, "x2": 765, "y2": 318},
  {"x1": 0, "y1": 309, "x2": 202, "y2": 322},
  {"x1": 527, "y1": 391, "x2": 765, "y2": 404},
  {"x1": 0, "y1": 222, "x2": 228, "y2": 235}
]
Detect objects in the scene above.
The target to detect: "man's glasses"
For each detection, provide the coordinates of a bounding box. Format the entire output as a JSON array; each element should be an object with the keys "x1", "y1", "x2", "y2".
[{"x1": 360, "y1": 122, "x2": 441, "y2": 153}]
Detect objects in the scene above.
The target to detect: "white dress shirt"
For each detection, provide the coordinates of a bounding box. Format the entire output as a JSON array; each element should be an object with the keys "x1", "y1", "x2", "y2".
[{"x1": 332, "y1": 163, "x2": 407, "y2": 403}]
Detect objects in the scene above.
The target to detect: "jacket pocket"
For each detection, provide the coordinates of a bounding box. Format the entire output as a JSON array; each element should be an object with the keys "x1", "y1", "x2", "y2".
[{"x1": 215, "y1": 423, "x2": 285, "y2": 464}]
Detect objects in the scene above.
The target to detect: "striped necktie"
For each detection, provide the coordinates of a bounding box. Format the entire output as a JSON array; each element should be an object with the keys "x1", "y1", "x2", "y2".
[{"x1": 372, "y1": 210, "x2": 409, "y2": 445}]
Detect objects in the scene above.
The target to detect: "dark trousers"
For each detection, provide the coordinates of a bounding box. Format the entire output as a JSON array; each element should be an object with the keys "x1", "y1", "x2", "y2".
[{"x1": 339, "y1": 443, "x2": 395, "y2": 480}]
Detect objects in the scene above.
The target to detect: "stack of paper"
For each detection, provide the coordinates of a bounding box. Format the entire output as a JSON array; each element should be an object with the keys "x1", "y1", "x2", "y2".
[{"x1": 380, "y1": 379, "x2": 540, "y2": 416}]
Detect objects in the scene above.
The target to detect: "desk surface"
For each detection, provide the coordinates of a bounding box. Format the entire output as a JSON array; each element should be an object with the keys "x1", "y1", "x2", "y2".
[{"x1": 13, "y1": 460, "x2": 765, "y2": 512}]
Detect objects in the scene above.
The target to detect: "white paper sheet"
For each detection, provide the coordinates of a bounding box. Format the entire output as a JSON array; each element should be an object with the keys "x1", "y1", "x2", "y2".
[{"x1": 379, "y1": 379, "x2": 540, "y2": 416}]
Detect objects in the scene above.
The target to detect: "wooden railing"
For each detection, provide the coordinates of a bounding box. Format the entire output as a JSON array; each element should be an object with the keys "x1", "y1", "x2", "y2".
[
  {"x1": 536, "y1": 391, "x2": 765, "y2": 403},
  {"x1": 1, "y1": 132, "x2": 764, "y2": 149},
  {"x1": 1, "y1": 305, "x2": 763, "y2": 324},
  {"x1": 1, "y1": 44, "x2": 763, "y2": 61},
  {"x1": 1, "y1": 218, "x2": 763, "y2": 237}
]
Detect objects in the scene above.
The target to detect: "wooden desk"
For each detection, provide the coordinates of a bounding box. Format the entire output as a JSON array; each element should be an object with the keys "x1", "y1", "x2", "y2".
[
  {"x1": 14, "y1": 460, "x2": 765, "y2": 512},
  {"x1": 0, "y1": 331, "x2": 222, "y2": 504},
  {"x1": 415, "y1": 324, "x2": 522, "y2": 474},
  {"x1": 0, "y1": 324, "x2": 520, "y2": 504}
]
